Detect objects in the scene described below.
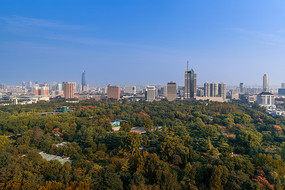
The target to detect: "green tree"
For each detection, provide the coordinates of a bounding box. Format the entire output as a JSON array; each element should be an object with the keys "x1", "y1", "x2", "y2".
[
  {"x1": 120, "y1": 122, "x2": 132, "y2": 132},
  {"x1": 91, "y1": 167, "x2": 123, "y2": 190},
  {"x1": 142, "y1": 118, "x2": 154, "y2": 131},
  {"x1": 0, "y1": 135, "x2": 9, "y2": 147},
  {"x1": 125, "y1": 132, "x2": 142, "y2": 155},
  {"x1": 210, "y1": 165, "x2": 223, "y2": 190}
]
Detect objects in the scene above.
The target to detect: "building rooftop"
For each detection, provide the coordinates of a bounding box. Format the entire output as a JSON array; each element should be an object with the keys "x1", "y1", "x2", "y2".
[
  {"x1": 259, "y1": 92, "x2": 274, "y2": 95},
  {"x1": 39, "y1": 152, "x2": 72, "y2": 165}
]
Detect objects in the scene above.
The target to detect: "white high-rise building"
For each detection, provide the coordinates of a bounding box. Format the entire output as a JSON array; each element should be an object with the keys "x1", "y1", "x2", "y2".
[
  {"x1": 263, "y1": 74, "x2": 269, "y2": 92},
  {"x1": 204, "y1": 82, "x2": 210, "y2": 97},
  {"x1": 145, "y1": 86, "x2": 156, "y2": 101},
  {"x1": 210, "y1": 82, "x2": 218, "y2": 97},
  {"x1": 57, "y1": 83, "x2": 63, "y2": 91}
]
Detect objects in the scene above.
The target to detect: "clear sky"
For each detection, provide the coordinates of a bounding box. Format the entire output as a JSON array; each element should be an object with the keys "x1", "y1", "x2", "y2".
[{"x1": 1, "y1": 0, "x2": 285, "y2": 87}]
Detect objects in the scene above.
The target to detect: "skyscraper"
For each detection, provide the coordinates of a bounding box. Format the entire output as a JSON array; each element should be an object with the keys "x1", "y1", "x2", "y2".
[
  {"x1": 184, "y1": 62, "x2": 196, "y2": 99},
  {"x1": 145, "y1": 86, "x2": 156, "y2": 101},
  {"x1": 0, "y1": 84, "x2": 5, "y2": 90},
  {"x1": 240, "y1": 83, "x2": 244, "y2": 94},
  {"x1": 204, "y1": 82, "x2": 210, "y2": 97},
  {"x1": 64, "y1": 82, "x2": 75, "y2": 99},
  {"x1": 210, "y1": 82, "x2": 218, "y2": 97},
  {"x1": 107, "y1": 85, "x2": 120, "y2": 100},
  {"x1": 218, "y1": 82, "x2": 226, "y2": 100},
  {"x1": 166, "y1": 82, "x2": 177, "y2": 101},
  {"x1": 57, "y1": 83, "x2": 63, "y2": 91},
  {"x1": 81, "y1": 70, "x2": 87, "y2": 92},
  {"x1": 263, "y1": 74, "x2": 269, "y2": 92}
]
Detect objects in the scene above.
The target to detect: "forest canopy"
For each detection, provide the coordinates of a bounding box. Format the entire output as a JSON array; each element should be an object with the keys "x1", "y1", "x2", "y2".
[{"x1": 0, "y1": 99, "x2": 285, "y2": 190}]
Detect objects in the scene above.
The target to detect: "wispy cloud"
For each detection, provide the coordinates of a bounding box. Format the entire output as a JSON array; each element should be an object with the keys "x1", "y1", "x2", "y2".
[
  {"x1": 45, "y1": 35, "x2": 152, "y2": 48},
  {"x1": 231, "y1": 28, "x2": 282, "y2": 46},
  {"x1": 0, "y1": 15, "x2": 86, "y2": 30},
  {"x1": 0, "y1": 16, "x2": 156, "y2": 50}
]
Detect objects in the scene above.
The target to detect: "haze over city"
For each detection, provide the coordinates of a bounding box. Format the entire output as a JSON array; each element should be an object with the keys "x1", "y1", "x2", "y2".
[{"x1": 1, "y1": 0, "x2": 285, "y2": 86}]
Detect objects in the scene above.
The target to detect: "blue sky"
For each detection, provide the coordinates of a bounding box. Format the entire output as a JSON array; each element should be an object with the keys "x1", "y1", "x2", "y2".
[{"x1": 1, "y1": 0, "x2": 285, "y2": 87}]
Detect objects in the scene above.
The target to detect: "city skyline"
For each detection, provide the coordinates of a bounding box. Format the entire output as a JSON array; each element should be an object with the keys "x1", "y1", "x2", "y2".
[
  {"x1": 1, "y1": 1, "x2": 285, "y2": 86},
  {"x1": 3, "y1": 69, "x2": 284, "y2": 90}
]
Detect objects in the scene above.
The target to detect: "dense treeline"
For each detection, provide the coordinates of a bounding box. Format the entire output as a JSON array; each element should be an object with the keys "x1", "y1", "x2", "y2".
[{"x1": 0, "y1": 99, "x2": 285, "y2": 189}]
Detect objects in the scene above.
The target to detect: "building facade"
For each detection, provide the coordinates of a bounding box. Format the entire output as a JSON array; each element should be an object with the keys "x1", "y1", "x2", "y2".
[
  {"x1": 166, "y1": 82, "x2": 177, "y2": 101},
  {"x1": 257, "y1": 92, "x2": 275, "y2": 106},
  {"x1": 204, "y1": 82, "x2": 210, "y2": 97},
  {"x1": 184, "y1": 68, "x2": 196, "y2": 99},
  {"x1": 240, "y1": 83, "x2": 244, "y2": 94},
  {"x1": 107, "y1": 85, "x2": 120, "y2": 100},
  {"x1": 218, "y1": 82, "x2": 226, "y2": 100},
  {"x1": 81, "y1": 71, "x2": 87, "y2": 92},
  {"x1": 33, "y1": 84, "x2": 49, "y2": 96},
  {"x1": 263, "y1": 74, "x2": 269, "y2": 92},
  {"x1": 278, "y1": 88, "x2": 285, "y2": 97},
  {"x1": 210, "y1": 82, "x2": 218, "y2": 97},
  {"x1": 124, "y1": 86, "x2": 136, "y2": 94},
  {"x1": 145, "y1": 86, "x2": 156, "y2": 101},
  {"x1": 64, "y1": 82, "x2": 75, "y2": 99}
]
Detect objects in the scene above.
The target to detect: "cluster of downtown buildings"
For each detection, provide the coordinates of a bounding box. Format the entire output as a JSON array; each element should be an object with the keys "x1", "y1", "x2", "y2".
[
  {"x1": 1, "y1": 67, "x2": 285, "y2": 114},
  {"x1": 0, "y1": 66, "x2": 226, "y2": 104},
  {"x1": 106, "y1": 67, "x2": 227, "y2": 102}
]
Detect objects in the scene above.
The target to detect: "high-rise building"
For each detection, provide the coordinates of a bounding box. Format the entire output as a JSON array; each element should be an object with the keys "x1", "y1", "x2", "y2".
[
  {"x1": 28, "y1": 81, "x2": 33, "y2": 89},
  {"x1": 157, "y1": 87, "x2": 165, "y2": 97},
  {"x1": 240, "y1": 83, "x2": 244, "y2": 94},
  {"x1": 107, "y1": 85, "x2": 120, "y2": 100},
  {"x1": 33, "y1": 83, "x2": 49, "y2": 96},
  {"x1": 184, "y1": 62, "x2": 196, "y2": 99},
  {"x1": 210, "y1": 82, "x2": 218, "y2": 97},
  {"x1": 33, "y1": 84, "x2": 39, "y2": 95},
  {"x1": 278, "y1": 89, "x2": 285, "y2": 97},
  {"x1": 196, "y1": 88, "x2": 204, "y2": 97},
  {"x1": 263, "y1": 74, "x2": 269, "y2": 92},
  {"x1": 81, "y1": 71, "x2": 87, "y2": 92},
  {"x1": 22, "y1": 81, "x2": 26, "y2": 89},
  {"x1": 204, "y1": 82, "x2": 210, "y2": 97},
  {"x1": 64, "y1": 82, "x2": 75, "y2": 99},
  {"x1": 218, "y1": 82, "x2": 226, "y2": 100},
  {"x1": 178, "y1": 86, "x2": 184, "y2": 98},
  {"x1": 124, "y1": 86, "x2": 136, "y2": 94},
  {"x1": 39, "y1": 85, "x2": 49, "y2": 96},
  {"x1": 166, "y1": 82, "x2": 177, "y2": 101},
  {"x1": 0, "y1": 83, "x2": 5, "y2": 90},
  {"x1": 278, "y1": 83, "x2": 285, "y2": 97},
  {"x1": 145, "y1": 86, "x2": 156, "y2": 101},
  {"x1": 57, "y1": 83, "x2": 63, "y2": 91},
  {"x1": 162, "y1": 86, "x2": 167, "y2": 97}
]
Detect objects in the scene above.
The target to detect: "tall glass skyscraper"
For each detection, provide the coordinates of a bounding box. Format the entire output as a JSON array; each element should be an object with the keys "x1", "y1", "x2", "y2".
[
  {"x1": 81, "y1": 71, "x2": 87, "y2": 92},
  {"x1": 184, "y1": 65, "x2": 197, "y2": 99}
]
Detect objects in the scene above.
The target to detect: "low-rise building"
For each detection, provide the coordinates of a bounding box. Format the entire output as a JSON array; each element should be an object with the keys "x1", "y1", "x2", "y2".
[{"x1": 257, "y1": 92, "x2": 275, "y2": 107}]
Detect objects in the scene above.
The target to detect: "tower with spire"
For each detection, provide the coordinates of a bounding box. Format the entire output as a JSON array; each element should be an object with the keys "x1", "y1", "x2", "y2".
[{"x1": 184, "y1": 61, "x2": 197, "y2": 99}]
